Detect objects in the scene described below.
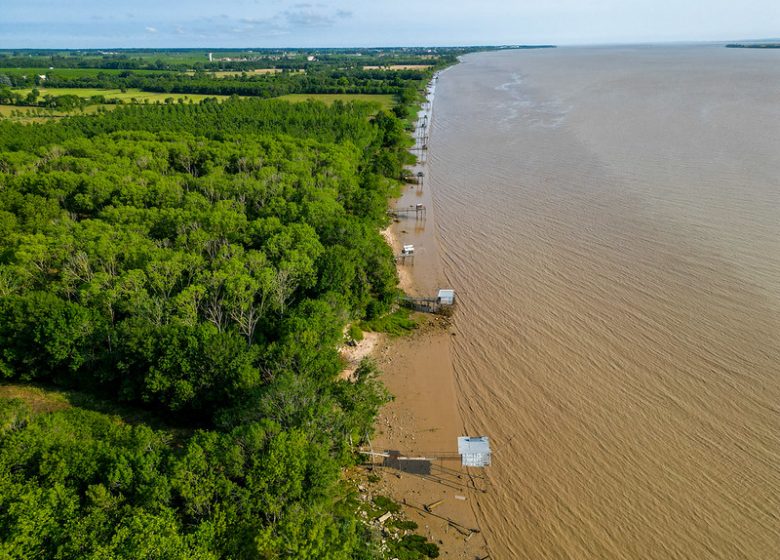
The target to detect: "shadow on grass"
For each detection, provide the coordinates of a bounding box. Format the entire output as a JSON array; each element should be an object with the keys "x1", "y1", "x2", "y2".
[{"x1": 0, "y1": 382, "x2": 198, "y2": 441}]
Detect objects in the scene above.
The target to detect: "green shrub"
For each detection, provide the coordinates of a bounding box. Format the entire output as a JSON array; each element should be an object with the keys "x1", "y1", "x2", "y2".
[
  {"x1": 390, "y1": 519, "x2": 418, "y2": 531},
  {"x1": 392, "y1": 534, "x2": 440, "y2": 559},
  {"x1": 348, "y1": 323, "x2": 364, "y2": 342},
  {"x1": 372, "y1": 495, "x2": 401, "y2": 513},
  {"x1": 360, "y1": 308, "x2": 417, "y2": 337}
]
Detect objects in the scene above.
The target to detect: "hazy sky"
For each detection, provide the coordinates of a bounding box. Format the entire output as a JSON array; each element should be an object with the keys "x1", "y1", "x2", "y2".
[{"x1": 2, "y1": 0, "x2": 778, "y2": 48}]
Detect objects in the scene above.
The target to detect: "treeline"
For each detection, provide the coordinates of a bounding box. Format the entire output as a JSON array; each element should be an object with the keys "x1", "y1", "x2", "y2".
[
  {"x1": 0, "y1": 96, "x2": 435, "y2": 557},
  {"x1": 0, "y1": 87, "x2": 117, "y2": 112},
  {"x1": 0, "y1": 47, "x2": 465, "y2": 72},
  {"x1": 725, "y1": 43, "x2": 780, "y2": 48},
  {"x1": 1, "y1": 67, "x2": 427, "y2": 100},
  {"x1": 134, "y1": 68, "x2": 425, "y2": 97},
  {"x1": 0, "y1": 98, "x2": 392, "y2": 151},
  {"x1": 0, "y1": 53, "x2": 180, "y2": 71}
]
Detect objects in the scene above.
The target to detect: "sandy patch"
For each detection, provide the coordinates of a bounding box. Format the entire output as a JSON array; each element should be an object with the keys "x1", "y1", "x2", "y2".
[
  {"x1": 338, "y1": 331, "x2": 382, "y2": 381},
  {"x1": 381, "y1": 225, "x2": 415, "y2": 294}
]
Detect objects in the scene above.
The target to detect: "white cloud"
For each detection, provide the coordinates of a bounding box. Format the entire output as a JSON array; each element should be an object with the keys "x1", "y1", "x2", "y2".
[{"x1": 145, "y1": 26, "x2": 157, "y2": 33}]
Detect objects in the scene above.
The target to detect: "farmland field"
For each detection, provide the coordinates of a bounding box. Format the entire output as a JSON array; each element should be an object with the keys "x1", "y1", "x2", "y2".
[
  {"x1": 362, "y1": 64, "x2": 432, "y2": 70},
  {"x1": 0, "y1": 103, "x2": 107, "y2": 122},
  {"x1": 1, "y1": 91, "x2": 395, "y2": 122},
  {"x1": 276, "y1": 93, "x2": 395, "y2": 109},
  {"x1": 13, "y1": 87, "x2": 233, "y2": 103}
]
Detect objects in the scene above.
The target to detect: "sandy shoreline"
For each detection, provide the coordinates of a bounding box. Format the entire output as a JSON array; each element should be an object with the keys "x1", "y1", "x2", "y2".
[
  {"x1": 365, "y1": 74, "x2": 492, "y2": 559},
  {"x1": 380, "y1": 226, "x2": 414, "y2": 294}
]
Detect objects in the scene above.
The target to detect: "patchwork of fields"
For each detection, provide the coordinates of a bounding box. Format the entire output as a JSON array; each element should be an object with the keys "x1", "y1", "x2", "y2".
[
  {"x1": 13, "y1": 87, "x2": 232, "y2": 103},
  {"x1": 276, "y1": 93, "x2": 395, "y2": 109}
]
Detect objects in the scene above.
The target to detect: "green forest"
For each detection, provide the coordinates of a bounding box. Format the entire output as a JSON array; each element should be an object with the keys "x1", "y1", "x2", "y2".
[{"x1": 0, "y1": 58, "x2": 437, "y2": 558}]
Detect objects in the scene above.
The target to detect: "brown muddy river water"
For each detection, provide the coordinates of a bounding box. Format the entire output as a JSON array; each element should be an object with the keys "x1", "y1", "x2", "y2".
[{"x1": 428, "y1": 46, "x2": 780, "y2": 559}]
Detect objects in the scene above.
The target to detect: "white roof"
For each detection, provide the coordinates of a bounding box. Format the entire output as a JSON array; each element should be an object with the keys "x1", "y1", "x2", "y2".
[
  {"x1": 457, "y1": 436, "x2": 491, "y2": 467},
  {"x1": 437, "y1": 289, "x2": 455, "y2": 304}
]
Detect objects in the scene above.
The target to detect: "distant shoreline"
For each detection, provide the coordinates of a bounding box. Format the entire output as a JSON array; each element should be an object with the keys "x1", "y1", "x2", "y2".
[{"x1": 726, "y1": 43, "x2": 780, "y2": 49}]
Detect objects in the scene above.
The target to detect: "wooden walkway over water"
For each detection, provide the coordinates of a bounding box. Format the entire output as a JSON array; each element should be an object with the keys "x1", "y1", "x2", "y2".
[
  {"x1": 402, "y1": 296, "x2": 445, "y2": 313},
  {"x1": 389, "y1": 204, "x2": 427, "y2": 219}
]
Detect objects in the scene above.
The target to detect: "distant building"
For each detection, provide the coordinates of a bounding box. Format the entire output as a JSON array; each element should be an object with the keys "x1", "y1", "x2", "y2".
[{"x1": 307, "y1": 55, "x2": 316, "y2": 62}]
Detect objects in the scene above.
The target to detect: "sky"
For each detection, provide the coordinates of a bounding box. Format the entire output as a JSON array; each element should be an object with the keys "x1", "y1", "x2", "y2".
[{"x1": 1, "y1": 0, "x2": 779, "y2": 48}]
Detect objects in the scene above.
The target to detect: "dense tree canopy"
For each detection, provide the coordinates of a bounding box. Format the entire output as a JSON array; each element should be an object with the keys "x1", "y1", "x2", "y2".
[
  {"x1": 0, "y1": 91, "x2": 433, "y2": 558},
  {"x1": 0, "y1": 100, "x2": 409, "y2": 417},
  {"x1": 0, "y1": 395, "x2": 386, "y2": 559}
]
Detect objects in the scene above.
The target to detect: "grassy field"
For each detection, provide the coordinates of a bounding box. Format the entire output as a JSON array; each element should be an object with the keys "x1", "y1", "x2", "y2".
[
  {"x1": 277, "y1": 93, "x2": 395, "y2": 110},
  {"x1": 0, "y1": 104, "x2": 107, "y2": 115},
  {"x1": 0, "y1": 104, "x2": 110, "y2": 123},
  {"x1": 13, "y1": 87, "x2": 232, "y2": 103},
  {"x1": 1, "y1": 91, "x2": 394, "y2": 123},
  {"x1": 215, "y1": 68, "x2": 280, "y2": 77},
  {"x1": 0, "y1": 384, "x2": 72, "y2": 414},
  {"x1": 0, "y1": 105, "x2": 25, "y2": 116},
  {"x1": 214, "y1": 68, "x2": 281, "y2": 77},
  {"x1": 2, "y1": 86, "x2": 226, "y2": 123},
  {"x1": 0, "y1": 383, "x2": 193, "y2": 434}
]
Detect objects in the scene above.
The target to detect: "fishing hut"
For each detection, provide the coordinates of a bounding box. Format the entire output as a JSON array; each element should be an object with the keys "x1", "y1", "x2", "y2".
[
  {"x1": 360, "y1": 435, "x2": 491, "y2": 473},
  {"x1": 360, "y1": 435, "x2": 490, "y2": 541},
  {"x1": 437, "y1": 289, "x2": 455, "y2": 306},
  {"x1": 457, "y1": 436, "x2": 492, "y2": 467},
  {"x1": 397, "y1": 244, "x2": 415, "y2": 265},
  {"x1": 389, "y1": 203, "x2": 426, "y2": 220}
]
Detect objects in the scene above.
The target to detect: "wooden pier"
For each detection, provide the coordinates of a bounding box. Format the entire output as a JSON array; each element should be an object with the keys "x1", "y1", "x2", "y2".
[
  {"x1": 403, "y1": 172, "x2": 425, "y2": 189},
  {"x1": 389, "y1": 204, "x2": 427, "y2": 219},
  {"x1": 396, "y1": 244, "x2": 415, "y2": 265},
  {"x1": 401, "y1": 289, "x2": 455, "y2": 314},
  {"x1": 402, "y1": 296, "x2": 440, "y2": 313}
]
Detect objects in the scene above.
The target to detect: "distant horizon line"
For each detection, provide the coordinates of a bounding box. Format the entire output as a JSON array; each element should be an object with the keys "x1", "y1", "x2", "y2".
[{"x1": 1, "y1": 38, "x2": 779, "y2": 51}]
